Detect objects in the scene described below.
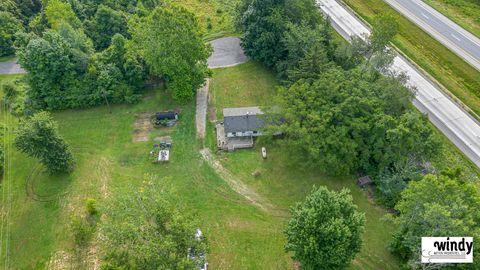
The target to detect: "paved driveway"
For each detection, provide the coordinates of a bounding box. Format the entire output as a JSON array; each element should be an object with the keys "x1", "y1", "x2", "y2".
[
  {"x1": 0, "y1": 61, "x2": 25, "y2": 74},
  {"x1": 207, "y1": 37, "x2": 249, "y2": 68}
]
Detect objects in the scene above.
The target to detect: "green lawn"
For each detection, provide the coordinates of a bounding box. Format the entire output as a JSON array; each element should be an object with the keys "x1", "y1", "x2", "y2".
[
  {"x1": 423, "y1": 0, "x2": 480, "y2": 38},
  {"x1": 209, "y1": 61, "x2": 279, "y2": 117},
  {"x1": 342, "y1": 0, "x2": 480, "y2": 118}
]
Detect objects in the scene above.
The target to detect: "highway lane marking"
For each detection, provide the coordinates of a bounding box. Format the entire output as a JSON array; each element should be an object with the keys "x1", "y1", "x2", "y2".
[
  {"x1": 421, "y1": 12, "x2": 429, "y2": 20},
  {"x1": 451, "y1": 34, "x2": 462, "y2": 42}
]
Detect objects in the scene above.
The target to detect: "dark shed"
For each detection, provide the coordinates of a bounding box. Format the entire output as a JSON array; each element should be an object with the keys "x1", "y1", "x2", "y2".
[{"x1": 156, "y1": 112, "x2": 178, "y2": 121}]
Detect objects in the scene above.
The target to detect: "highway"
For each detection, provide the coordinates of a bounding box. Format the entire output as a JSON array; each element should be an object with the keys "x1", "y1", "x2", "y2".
[
  {"x1": 317, "y1": 0, "x2": 480, "y2": 168},
  {"x1": 384, "y1": 0, "x2": 480, "y2": 71}
]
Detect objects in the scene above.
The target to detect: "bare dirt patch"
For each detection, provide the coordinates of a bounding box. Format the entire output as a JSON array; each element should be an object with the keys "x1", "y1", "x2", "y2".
[
  {"x1": 47, "y1": 250, "x2": 73, "y2": 270},
  {"x1": 132, "y1": 113, "x2": 153, "y2": 143}
]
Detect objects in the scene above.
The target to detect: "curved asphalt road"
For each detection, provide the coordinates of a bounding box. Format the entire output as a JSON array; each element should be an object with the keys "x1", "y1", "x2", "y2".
[
  {"x1": 207, "y1": 37, "x2": 249, "y2": 68},
  {"x1": 384, "y1": 0, "x2": 480, "y2": 70},
  {"x1": 318, "y1": 0, "x2": 480, "y2": 168},
  {"x1": 0, "y1": 61, "x2": 25, "y2": 74}
]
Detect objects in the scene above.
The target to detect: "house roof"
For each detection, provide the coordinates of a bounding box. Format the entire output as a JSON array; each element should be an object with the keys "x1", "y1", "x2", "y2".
[
  {"x1": 223, "y1": 107, "x2": 265, "y2": 134},
  {"x1": 223, "y1": 107, "x2": 263, "y2": 117}
]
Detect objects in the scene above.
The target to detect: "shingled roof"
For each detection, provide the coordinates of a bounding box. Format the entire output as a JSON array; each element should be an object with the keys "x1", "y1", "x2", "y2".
[{"x1": 223, "y1": 107, "x2": 265, "y2": 134}]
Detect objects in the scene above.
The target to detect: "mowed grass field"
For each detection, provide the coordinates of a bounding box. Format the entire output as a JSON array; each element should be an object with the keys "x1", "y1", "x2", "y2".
[
  {"x1": 423, "y1": 0, "x2": 480, "y2": 38},
  {"x1": 208, "y1": 61, "x2": 403, "y2": 269},
  {"x1": 342, "y1": 0, "x2": 480, "y2": 118}
]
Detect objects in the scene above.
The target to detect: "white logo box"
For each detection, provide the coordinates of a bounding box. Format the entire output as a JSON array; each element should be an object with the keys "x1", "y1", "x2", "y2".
[{"x1": 422, "y1": 237, "x2": 473, "y2": 263}]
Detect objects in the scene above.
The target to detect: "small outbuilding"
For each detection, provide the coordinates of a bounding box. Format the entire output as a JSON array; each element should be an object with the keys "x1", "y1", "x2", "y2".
[
  {"x1": 154, "y1": 111, "x2": 179, "y2": 127},
  {"x1": 357, "y1": 176, "x2": 373, "y2": 187}
]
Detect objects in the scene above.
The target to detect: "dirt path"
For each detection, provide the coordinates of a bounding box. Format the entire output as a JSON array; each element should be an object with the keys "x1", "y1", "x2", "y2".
[
  {"x1": 196, "y1": 80, "x2": 209, "y2": 139},
  {"x1": 200, "y1": 148, "x2": 284, "y2": 215}
]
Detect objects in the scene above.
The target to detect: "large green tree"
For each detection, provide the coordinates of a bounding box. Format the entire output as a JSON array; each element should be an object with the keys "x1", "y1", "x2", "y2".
[
  {"x1": 238, "y1": 0, "x2": 322, "y2": 69},
  {"x1": 101, "y1": 181, "x2": 208, "y2": 269},
  {"x1": 18, "y1": 30, "x2": 80, "y2": 110},
  {"x1": 130, "y1": 4, "x2": 210, "y2": 101},
  {"x1": 0, "y1": 11, "x2": 23, "y2": 56},
  {"x1": 85, "y1": 5, "x2": 128, "y2": 50},
  {"x1": 285, "y1": 186, "x2": 365, "y2": 270},
  {"x1": 391, "y1": 174, "x2": 480, "y2": 269},
  {"x1": 17, "y1": 28, "x2": 141, "y2": 111},
  {"x1": 278, "y1": 67, "x2": 439, "y2": 176},
  {"x1": 44, "y1": 0, "x2": 82, "y2": 29},
  {"x1": 239, "y1": 0, "x2": 287, "y2": 68},
  {"x1": 14, "y1": 112, "x2": 75, "y2": 174},
  {"x1": 277, "y1": 21, "x2": 334, "y2": 80}
]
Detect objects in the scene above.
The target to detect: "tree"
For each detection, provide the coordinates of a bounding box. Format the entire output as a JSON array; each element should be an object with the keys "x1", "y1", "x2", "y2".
[
  {"x1": 338, "y1": 14, "x2": 398, "y2": 74},
  {"x1": 14, "y1": 0, "x2": 42, "y2": 23},
  {"x1": 238, "y1": 0, "x2": 324, "y2": 69},
  {"x1": 276, "y1": 22, "x2": 333, "y2": 79},
  {"x1": 285, "y1": 186, "x2": 365, "y2": 270},
  {"x1": 14, "y1": 112, "x2": 75, "y2": 174},
  {"x1": 370, "y1": 14, "x2": 399, "y2": 53},
  {"x1": 239, "y1": 0, "x2": 287, "y2": 68},
  {"x1": 101, "y1": 180, "x2": 208, "y2": 269},
  {"x1": 44, "y1": 0, "x2": 82, "y2": 29},
  {"x1": 2, "y1": 81, "x2": 24, "y2": 116},
  {"x1": 391, "y1": 174, "x2": 480, "y2": 269},
  {"x1": 17, "y1": 30, "x2": 79, "y2": 110},
  {"x1": 0, "y1": 11, "x2": 23, "y2": 56},
  {"x1": 278, "y1": 67, "x2": 439, "y2": 176},
  {"x1": 375, "y1": 157, "x2": 422, "y2": 208},
  {"x1": 85, "y1": 5, "x2": 128, "y2": 50},
  {"x1": 130, "y1": 5, "x2": 210, "y2": 102}
]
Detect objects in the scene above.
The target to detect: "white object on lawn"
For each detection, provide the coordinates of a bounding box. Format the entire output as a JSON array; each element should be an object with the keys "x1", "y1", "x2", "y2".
[
  {"x1": 261, "y1": 147, "x2": 267, "y2": 159},
  {"x1": 158, "y1": 150, "x2": 170, "y2": 162}
]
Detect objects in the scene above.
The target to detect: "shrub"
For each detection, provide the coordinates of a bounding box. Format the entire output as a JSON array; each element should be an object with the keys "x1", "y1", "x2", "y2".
[{"x1": 86, "y1": 198, "x2": 98, "y2": 216}]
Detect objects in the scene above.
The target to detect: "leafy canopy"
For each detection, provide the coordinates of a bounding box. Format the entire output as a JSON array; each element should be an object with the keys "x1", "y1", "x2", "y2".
[
  {"x1": 238, "y1": 0, "x2": 323, "y2": 69},
  {"x1": 285, "y1": 186, "x2": 365, "y2": 270},
  {"x1": 391, "y1": 174, "x2": 480, "y2": 269},
  {"x1": 0, "y1": 11, "x2": 23, "y2": 56},
  {"x1": 130, "y1": 4, "x2": 211, "y2": 101},
  {"x1": 14, "y1": 111, "x2": 75, "y2": 174},
  {"x1": 279, "y1": 67, "x2": 440, "y2": 176}
]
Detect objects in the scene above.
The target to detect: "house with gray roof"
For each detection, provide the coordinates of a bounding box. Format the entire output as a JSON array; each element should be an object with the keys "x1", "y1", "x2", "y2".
[
  {"x1": 223, "y1": 107, "x2": 265, "y2": 138},
  {"x1": 216, "y1": 107, "x2": 267, "y2": 151}
]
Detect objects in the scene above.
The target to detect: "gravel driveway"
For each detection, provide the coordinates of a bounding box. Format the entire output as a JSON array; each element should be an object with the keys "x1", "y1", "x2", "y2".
[{"x1": 207, "y1": 37, "x2": 249, "y2": 68}]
